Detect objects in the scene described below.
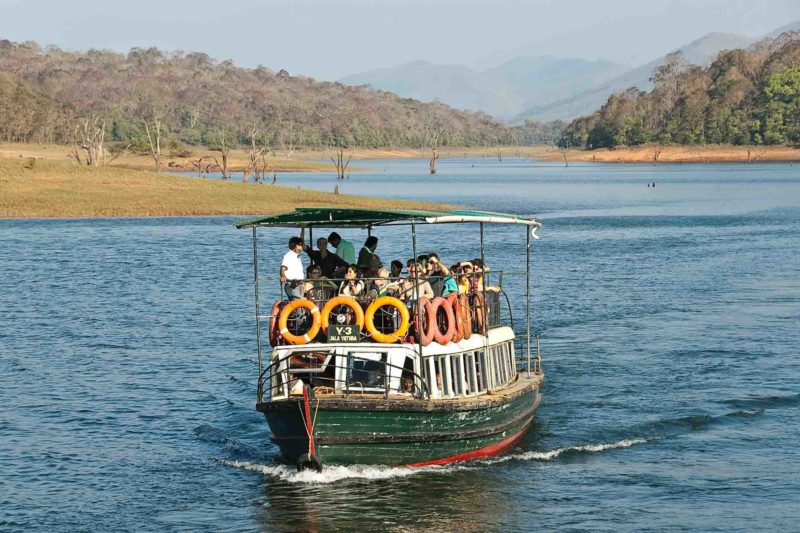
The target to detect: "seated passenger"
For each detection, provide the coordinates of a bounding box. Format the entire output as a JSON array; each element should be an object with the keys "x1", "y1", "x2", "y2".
[
  {"x1": 427, "y1": 253, "x2": 457, "y2": 296},
  {"x1": 456, "y1": 262, "x2": 472, "y2": 295},
  {"x1": 304, "y1": 264, "x2": 337, "y2": 302},
  {"x1": 338, "y1": 264, "x2": 364, "y2": 298},
  {"x1": 367, "y1": 267, "x2": 401, "y2": 300},
  {"x1": 390, "y1": 260, "x2": 403, "y2": 281},
  {"x1": 399, "y1": 261, "x2": 434, "y2": 301}
]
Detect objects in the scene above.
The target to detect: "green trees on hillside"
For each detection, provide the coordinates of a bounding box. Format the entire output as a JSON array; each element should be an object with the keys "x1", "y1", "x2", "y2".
[
  {"x1": 560, "y1": 35, "x2": 800, "y2": 149},
  {"x1": 0, "y1": 40, "x2": 522, "y2": 150}
]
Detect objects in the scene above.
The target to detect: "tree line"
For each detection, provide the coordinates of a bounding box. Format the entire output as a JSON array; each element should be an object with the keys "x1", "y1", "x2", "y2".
[
  {"x1": 0, "y1": 39, "x2": 558, "y2": 154},
  {"x1": 559, "y1": 32, "x2": 800, "y2": 149}
]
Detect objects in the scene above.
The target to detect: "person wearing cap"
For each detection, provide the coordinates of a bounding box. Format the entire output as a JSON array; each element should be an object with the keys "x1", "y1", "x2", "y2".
[{"x1": 327, "y1": 231, "x2": 356, "y2": 265}]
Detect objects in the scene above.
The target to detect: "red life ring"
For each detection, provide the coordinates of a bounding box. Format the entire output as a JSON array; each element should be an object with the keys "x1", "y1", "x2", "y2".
[
  {"x1": 431, "y1": 296, "x2": 456, "y2": 344},
  {"x1": 412, "y1": 296, "x2": 436, "y2": 346},
  {"x1": 446, "y1": 293, "x2": 464, "y2": 342},
  {"x1": 269, "y1": 300, "x2": 284, "y2": 347}
]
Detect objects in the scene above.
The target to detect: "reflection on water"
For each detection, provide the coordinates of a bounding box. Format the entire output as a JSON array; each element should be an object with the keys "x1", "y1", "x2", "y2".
[{"x1": 2, "y1": 159, "x2": 799, "y2": 531}]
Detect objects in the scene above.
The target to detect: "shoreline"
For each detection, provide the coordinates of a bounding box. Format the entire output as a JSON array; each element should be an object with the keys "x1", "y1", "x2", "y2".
[{"x1": 0, "y1": 159, "x2": 450, "y2": 219}]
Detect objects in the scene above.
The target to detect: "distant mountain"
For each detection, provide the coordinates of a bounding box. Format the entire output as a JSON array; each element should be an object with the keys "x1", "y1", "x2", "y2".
[
  {"x1": 516, "y1": 31, "x2": 755, "y2": 123},
  {"x1": 765, "y1": 20, "x2": 800, "y2": 39},
  {"x1": 340, "y1": 56, "x2": 625, "y2": 120}
]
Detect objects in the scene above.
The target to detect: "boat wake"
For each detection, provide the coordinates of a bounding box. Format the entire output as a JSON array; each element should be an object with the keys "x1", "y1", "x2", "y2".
[
  {"x1": 217, "y1": 459, "x2": 461, "y2": 484},
  {"x1": 217, "y1": 438, "x2": 649, "y2": 483},
  {"x1": 481, "y1": 438, "x2": 649, "y2": 464}
]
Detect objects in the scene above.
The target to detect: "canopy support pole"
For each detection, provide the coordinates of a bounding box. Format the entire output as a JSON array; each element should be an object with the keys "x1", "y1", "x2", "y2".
[
  {"x1": 480, "y1": 222, "x2": 487, "y2": 336},
  {"x1": 411, "y1": 221, "x2": 424, "y2": 398},
  {"x1": 252, "y1": 226, "x2": 263, "y2": 402},
  {"x1": 526, "y1": 226, "x2": 531, "y2": 375}
]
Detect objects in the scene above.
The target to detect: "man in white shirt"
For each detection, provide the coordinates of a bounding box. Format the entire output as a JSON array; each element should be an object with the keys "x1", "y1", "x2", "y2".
[{"x1": 280, "y1": 237, "x2": 306, "y2": 300}]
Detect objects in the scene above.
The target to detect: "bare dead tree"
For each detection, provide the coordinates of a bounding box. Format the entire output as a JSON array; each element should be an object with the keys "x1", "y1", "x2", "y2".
[
  {"x1": 559, "y1": 147, "x2": 569, "y2": 167},
  {"x1": 746, "y1": 147, "x2": 767, "y2": 163},
  {"x1": 496, "y1": 146, "x2": 503, "y2": 162},
  {"x1": 71, "y1": 117, "x2": 106, "y2": 166},
  {"x1": 653, "y1": 147, "x2": 663, "y2": 165},
  {"x1": 213, "y1": 130, "x2": 231, "y2": 180},
  {"x1": 242, "y1": 127, "x2": 266, "y2": 183},
  {"x1": 330, "y1": 147, "x2": 353, "y2": 180},
  {"x1": 191, "y1": 156, "x2": 207, "y2": 177},
  {"x1": 427, "y1": 127, "x2": 443, "y2": 175},
  {"x1": 143, "y1": 117, "x2": 162, "y2": 172}
]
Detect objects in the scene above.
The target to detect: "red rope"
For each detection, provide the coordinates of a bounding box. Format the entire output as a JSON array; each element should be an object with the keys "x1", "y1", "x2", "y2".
[{"x1": 302, "y1": 385, "x2": 315, "y2": 456}]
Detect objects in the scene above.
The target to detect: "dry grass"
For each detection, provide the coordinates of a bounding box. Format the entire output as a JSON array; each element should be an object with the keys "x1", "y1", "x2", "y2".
[
  {"x1": 0, "y1": 143, "x2": 330, "y2": 173},
  {"x1": 538, "y1": 144, "x2": 800, "y2": 164},
  {"x1": 0, "y1": 159, "x2": 451, "y2": 218}
]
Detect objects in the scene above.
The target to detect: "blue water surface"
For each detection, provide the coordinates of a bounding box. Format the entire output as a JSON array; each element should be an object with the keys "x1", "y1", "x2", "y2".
[{"x1": 2, "y1": 158, "x2": 799, "y2": 531}]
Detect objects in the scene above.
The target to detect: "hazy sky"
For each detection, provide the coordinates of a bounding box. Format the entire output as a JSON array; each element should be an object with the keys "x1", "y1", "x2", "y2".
[{"x1": 0, "y1": 0, "x2": 798, "y2": 79}]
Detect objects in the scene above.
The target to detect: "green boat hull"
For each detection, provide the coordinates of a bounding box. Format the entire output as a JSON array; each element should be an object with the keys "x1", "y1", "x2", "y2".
[{"x1": 258, "y1": 375, "x2": 541, "y2": 467}]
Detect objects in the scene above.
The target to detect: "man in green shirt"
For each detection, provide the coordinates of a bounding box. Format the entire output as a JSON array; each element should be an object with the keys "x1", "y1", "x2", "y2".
[{"x1": 328, "y1": 232, "x2": 356, "y2": 264}]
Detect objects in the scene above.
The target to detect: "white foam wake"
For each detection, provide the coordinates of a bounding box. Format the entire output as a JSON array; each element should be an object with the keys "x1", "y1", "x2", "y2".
[
  {"x1": 218, "y1": 460, "x2": 461, "y2": 484},
  {"x1": 489, "y1": 438, "x2": 648, "y2": 463},
  {"x1": 219, "y1": 438, "x2": 648, "y2": 483}
]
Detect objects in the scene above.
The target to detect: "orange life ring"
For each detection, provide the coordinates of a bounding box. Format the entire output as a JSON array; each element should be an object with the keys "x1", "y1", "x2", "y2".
[
  {"x1": 269, "y1": 300, "x2": 285, "y2": 347},
  {"x1": 431, "y1": 296, "x2": 456, "y2": 344},
  {"x1": 446, "y1": 293, "x2": 464, "y2": 342},
  {"x1": 411, "y1": 296, "x2": 436, "y2": 346},
  {"x1": 321, "y1": 296, "x2": 365, "y2": 334},
  {"x1": 278, "y1": 299, "x2": 321, "y2": 345},
  {"x1": 459, "y1": 293, "x2": 472, "y2": 340},
  {"x1": 365, "y1": 296, "x2": 410, "y2": 344}
]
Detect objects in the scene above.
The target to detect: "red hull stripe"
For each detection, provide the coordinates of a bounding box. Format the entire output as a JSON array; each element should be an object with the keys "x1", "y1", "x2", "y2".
[{"x1": 406, "y1": 423, "x2": 530, "y2": 467}]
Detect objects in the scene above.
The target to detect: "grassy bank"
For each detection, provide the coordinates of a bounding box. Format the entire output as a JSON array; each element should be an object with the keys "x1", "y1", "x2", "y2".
[
  {"x1": 540, "y1": 144, "x2": 800, "y2": 164},
  {"x1": 0, "y1": 143, "x2": 330, "y2": 173},
  {"x1": 0, "y1": 159, "x2": 449, "y2": 218}
]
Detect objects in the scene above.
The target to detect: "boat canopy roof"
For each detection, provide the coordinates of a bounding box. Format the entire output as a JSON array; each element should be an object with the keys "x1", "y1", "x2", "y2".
[{"x1": 235, "y1": 207, "x2": 542, "y2": 229}]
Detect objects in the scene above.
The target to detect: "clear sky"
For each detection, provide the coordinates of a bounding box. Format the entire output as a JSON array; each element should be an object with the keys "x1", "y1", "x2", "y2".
[{"x1": 0, "y1": 0, "x2": 798, "y2": 79}]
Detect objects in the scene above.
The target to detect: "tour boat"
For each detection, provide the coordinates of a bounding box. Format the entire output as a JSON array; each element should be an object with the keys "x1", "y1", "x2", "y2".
[{"x1": 235, "y1": 208, "x2": 544, "y2": 471}]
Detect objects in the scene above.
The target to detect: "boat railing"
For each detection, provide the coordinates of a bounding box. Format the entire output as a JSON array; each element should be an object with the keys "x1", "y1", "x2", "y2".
[
  {"x1": 258, "y1": 349, "x2": 431, "y2": 402},
  {"x1": 256, "y1": 270, "x2": 517, "y2": 344}
]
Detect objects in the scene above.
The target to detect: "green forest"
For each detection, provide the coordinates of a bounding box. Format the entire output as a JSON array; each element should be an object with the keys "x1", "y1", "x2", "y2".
[
  {"x1": 559, "y1": 34, "x2": 800, "y2": 149},
  {"x1": 0, "y1": 40, "x2": 526, "y2": 150}
]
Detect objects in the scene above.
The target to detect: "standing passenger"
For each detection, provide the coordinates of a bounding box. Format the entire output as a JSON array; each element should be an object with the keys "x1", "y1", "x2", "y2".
[
  {"x1": 328, "y1": 232, "x2": 356, "y2": 265},
  {"x1": 280, "y1": 237, "x2": 306, "y2": 300}
]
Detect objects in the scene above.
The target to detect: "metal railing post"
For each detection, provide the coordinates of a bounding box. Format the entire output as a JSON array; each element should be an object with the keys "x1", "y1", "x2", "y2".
[
  {"x1": 526, "y1": 226, "x2": 531, "y2": 375},
  {"x1": 252, "y1": 226, "x2": 264, "y2": 401}
]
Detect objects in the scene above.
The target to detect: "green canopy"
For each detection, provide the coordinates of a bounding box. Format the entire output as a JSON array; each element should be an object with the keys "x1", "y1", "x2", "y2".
[{"x1": 234, "y1": 207, "x2": 541, "y2": 229}]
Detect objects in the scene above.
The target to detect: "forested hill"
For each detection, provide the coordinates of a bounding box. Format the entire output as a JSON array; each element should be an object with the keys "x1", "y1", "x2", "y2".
[
  {"x1": 559, "y1": 33, "x2": 800, "y2": 149},
  {"x1": 0, "y1": 40, "x2": 514, "y2": 149}
]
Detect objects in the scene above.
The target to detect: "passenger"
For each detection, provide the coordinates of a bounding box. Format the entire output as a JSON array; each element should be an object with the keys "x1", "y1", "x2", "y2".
[
  {"x1": 304, "y1": 264, "x2": 337, "y2": 302},
  {"x1": 399, "y1": 261, "x2": 434, "y2": 301},
  {"x1": 390, "y1": 260, "x2": 403, "y2": 281},
  {"x1": 456, "y1": 262, "x2": 472, "y2": 294},
  {"x1": 280, "y1": 236, "x2": 306, "y2": 300},
  {"x1": 416, "y1": 254, "x2": 429, "y2": 272},
  {"x1": 366, "y1": 267, "x2": 401, "y2": 300},
  {"x1": 338, "y1": 264, "x2": 364, "y2": 298},
  {"x1": 426, "y1": 253, "x2": 457, "y2": 296},
  {"x1": 304, "y1": 237, "x2": 348, "y2": 279},
  {"x1": 471, "y1": 258, "x2": 486, "y2": 292},
  {"x1": 357, "y1": 236, "x2": 380, "y2": 271},
  {"x1": 327, "y1": 232, "x2": 356, "y2": 265}
]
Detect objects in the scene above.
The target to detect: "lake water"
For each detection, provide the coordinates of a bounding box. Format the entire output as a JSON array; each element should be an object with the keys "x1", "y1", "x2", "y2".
[{"x1": 2, "y1": 158, "x2": 799, "y2": 531}]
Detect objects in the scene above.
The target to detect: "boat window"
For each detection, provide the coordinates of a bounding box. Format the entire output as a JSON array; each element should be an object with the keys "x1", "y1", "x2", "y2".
[
  {"x1": 476, "y1": 350, "x2": 488, "y2": 392},
  {"x1": 437, "y1": 355, "x2": 453, "y2": 397},
  {"x1": 465, "y1": 352, "x2": 477, "y2": 395},
  {"x1": 274, "y1": 349, "x2": 335, "y2": 397},
  {"x1": 452, "y1": 353, "x2": 466, "y2": 396},
  {"x1": 347, "y1": 352, "x2": 387, "y2": 391}
]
